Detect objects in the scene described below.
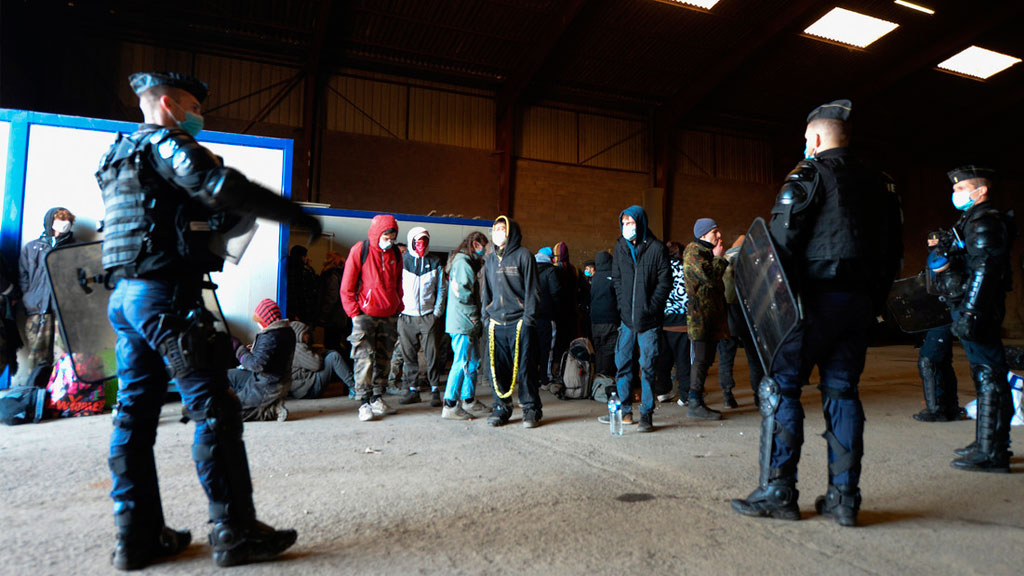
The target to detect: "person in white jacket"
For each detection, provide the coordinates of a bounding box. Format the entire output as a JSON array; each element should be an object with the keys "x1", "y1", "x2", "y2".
[{"x1": 397, "y1": 226, "x2": 447, "y2": 406}]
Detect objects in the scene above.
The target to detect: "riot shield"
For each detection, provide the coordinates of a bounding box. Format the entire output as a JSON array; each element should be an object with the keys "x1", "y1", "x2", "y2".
[
  {"x1": 47, "y1": 242, "x2": 233, "y2": 385},
  {"x1": 45, "y1": 242, "x2": 117, "y2": 384},
  {"x1": 886, "y1": 271, "x2": 951, "y2": 333},
  {"x1": 733, "y1": 218, "x2": 799, "y2": 375}
]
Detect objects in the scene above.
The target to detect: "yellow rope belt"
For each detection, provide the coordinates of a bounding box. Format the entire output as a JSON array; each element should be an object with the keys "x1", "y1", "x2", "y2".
[{"x1": 489, "y1": 318, "x2": 524, "y2": 399}]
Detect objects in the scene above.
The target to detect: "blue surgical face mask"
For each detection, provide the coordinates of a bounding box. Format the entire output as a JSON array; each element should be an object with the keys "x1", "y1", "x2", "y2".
[
  {"x1": 171, "y1": 99, "x2": 204, "y2": 137},
  {"x1": 952, "y1": 188, "x2": 976, "y2": 211},
  {"x1": 379, "y1": 236, "x2": 394, "y2": 250},
  {"x1": 475, "y1": 248, "x2": 486, "y2": 257},
  {"x1": 803, "y1": 142, "x2": 815, "y2": 160},
  {"x1": 584, "y1": 269, "x2": 593, "y2": 278}
]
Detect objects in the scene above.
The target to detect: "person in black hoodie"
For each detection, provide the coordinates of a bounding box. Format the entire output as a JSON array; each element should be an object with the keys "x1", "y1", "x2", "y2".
[
  {"x1": 533, "y1": 247, "x2": 562, "y2": 388},
  {"x1": 589, "y1": 250, "x2": 618, "y2": 377},
  {"x1": 481, "y1": 216, "x2": 542, "y2": 428},
  {"x1": 19, "y1": 207, "x2": 75, "y2": 380},
  {"x1": 605, "y1": 205, "x2": 671, "y2": 432}
]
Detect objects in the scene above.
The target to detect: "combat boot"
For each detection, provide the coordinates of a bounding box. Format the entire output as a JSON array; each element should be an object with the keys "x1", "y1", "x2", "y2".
[
  {"x1": 815, "y1": 484, "x2": 860, "y2": 527},
  {"x1": 687, "y1": 399, "x2": 722, "y2": 420},
  {"x1": 209, "y1": 520, "x2": 297, "y2": 567},
  {"x1": 731, "y1": 480, "x2": 800, "y2": 521},
  {"x1": 112, "y1": 525, "x2": 192, "y2": 571}
]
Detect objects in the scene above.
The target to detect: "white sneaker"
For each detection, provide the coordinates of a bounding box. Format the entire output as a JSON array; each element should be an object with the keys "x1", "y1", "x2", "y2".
[
  {"x1": 657, "y1": 393, "x2": 675, "y2": 403},
  {"x1": 358, "y1": 403, "x2": 376, "y2": 422},
  {"x1": 677, "y1": 398, "x2": 689, "y2": 407},
  {"x1": 441, "y1": 405, "x2": 473, "y2": 420},
  {"x1": 370, "y1": 397, "x2": 396, "y2": 416},
  {"x1": 461, "y1": 399, "x2": 491, "y2": 417}
]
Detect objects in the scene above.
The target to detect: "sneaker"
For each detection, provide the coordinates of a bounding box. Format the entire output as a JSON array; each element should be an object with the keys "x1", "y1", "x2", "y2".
[
  {"x1": 430, "y1": 389, "x2": 442, "y2": 407},
  {"x1": 276, "y1": 404, "x2": 289, "y2": 422},
  {"x1": 487, "y1": 413, "x2": 508, "y2": 427},
  {"x1": 358, "y1": 403, "x2": 376, "y2": 422},
  {"x1": 441, "y1": 404, "x2": 473, "y2": 420},
  {"x1": 462, "y1": 399, "x2": 491, "y2": 417},
  {"x1": 597, "y1": 413, "x2": 636, "y2": 425},
  {"x1": 112, "y1": 526, "x2": 192, "y2": 571},
  {"x1": 522, "y1": 410, "x2": 542, "y2": 429},
  {"x1": 656, "y1": 393, "x2": 675, "y2": 403},
  {"x1": 723, "y1": 392, "x2": 739, "y2": 409},
  {"x1": 370, "y1": 397, "x2": 396, "y2": 416},
  {"x1": 637, "y1": 412, "x2": 654, "y2": 433},
  {"x1": 209, "y1": 520, "x2": 297, "y2": 567},
  {"x1": 688, "y1": 401, "x2": 722, "y2": 420},
  {"x1": 399, "y1": 389, "x2": 421, "y2": 405},
  {"x1": 677, "y1": 398, "x2": 689, "y2": 407}
]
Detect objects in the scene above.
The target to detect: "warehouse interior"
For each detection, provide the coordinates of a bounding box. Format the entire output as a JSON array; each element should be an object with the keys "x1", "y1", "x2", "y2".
[{"x1": 1, "y1": 1, "x2": 1023, "y2": 574}]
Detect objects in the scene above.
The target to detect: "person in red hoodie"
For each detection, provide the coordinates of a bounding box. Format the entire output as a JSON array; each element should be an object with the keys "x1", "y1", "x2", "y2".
[{"x1": 341, "y1": 215, "x2": 404, "y2": 421}]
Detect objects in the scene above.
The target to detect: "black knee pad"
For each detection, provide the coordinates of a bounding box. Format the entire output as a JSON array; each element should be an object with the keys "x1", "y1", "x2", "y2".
[{"x1": 188, "y1": 390, "x2": 244, "y2": 464}]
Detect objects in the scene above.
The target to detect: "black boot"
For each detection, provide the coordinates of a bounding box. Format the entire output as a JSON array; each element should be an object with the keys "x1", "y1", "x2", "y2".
[
  {"x1": 398, "y1": 388, "x2": 421, "y2": 405},
  {"x1": 687, "y1": 398, "x2": 722, "y2": 420},
  {"x1": 814, "y1": 484, "x2": 860, "y2": 527},
  {"x1": 913, "y1": 357, "x2": 944, "y2": 422},
  {"x1": 430, "y1": 389, "x2": 442, "y2": 407},
  {"x1": 209, "y1": 520, "x2": 297, "y2": 567},
  {"x1": 954, "y1": 441, "x2": 977, "y2": 456},
  {"x1": 952, "y1": 365, "x2": 1011, "y2": 473},
  {"x1": 731, "y1": 480, "x2": 800, "y2": 521},
  {"x1": 723, "y1": 390, "x2": 739, "y2": 409},
  {"x1": 111, "y1": 509, "x2": 191, "y2": 571}
]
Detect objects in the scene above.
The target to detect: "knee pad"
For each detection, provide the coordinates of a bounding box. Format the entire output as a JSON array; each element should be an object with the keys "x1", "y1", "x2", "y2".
[{"x1": 187, "y1": 390, "x2": 244, "y2": 464}]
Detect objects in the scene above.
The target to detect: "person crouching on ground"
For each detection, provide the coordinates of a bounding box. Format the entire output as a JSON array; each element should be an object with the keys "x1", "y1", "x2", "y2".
[
  {"x1": 289, "y1": 320, "x2": 355, "y2": 399},
  {"x1": 228, "y1": 299, "x2": 296, "y2": 422}
]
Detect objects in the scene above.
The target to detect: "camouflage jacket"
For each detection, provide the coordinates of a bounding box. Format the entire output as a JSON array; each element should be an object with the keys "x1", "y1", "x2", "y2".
[{"x1": 682, "y1": 239, "x2": 729, "y2": 341}]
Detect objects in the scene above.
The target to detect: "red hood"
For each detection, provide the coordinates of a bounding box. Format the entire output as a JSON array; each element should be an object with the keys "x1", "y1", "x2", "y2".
[{"x1": 367, "y1": 214, "x2": 399, "y2": 252}]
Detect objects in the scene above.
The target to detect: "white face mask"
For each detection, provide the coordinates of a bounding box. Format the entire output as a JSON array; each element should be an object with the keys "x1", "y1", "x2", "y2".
[
  {"x1": 492, "y1": 229, "x2": 507, "y2": 247},
  {"x1": 379, "y1": 236, "x2": 394, "y2": 250},
  {"x1": 952, "y1": 188, "x2": 976, "y2": 211},
  {"x1": 622, "y1": 223, "x2": 636, "y2": 241},
  {"x1": 52, "y1": 219, "x2": 72, "y2": 234}
]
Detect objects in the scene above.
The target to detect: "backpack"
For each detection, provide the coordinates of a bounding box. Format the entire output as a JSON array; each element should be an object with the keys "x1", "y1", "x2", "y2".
[
  {"x1": 556, "y1": 337, "x2": 595, "y2": 400},
  {"x1": 46, "y1": 353, "x2": 107, "y2": 418},
  {"x1": 0, "y1": 386, "x2": 48, "y2": 425},
  {"x1": 591, "y1": 374, "x2": 616, "y2": 403}
]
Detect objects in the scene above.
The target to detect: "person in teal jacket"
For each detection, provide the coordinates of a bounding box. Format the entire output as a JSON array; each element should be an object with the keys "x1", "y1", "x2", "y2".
[{"x1": 442, "y1": 231, "x2": 490, "y2": 420}]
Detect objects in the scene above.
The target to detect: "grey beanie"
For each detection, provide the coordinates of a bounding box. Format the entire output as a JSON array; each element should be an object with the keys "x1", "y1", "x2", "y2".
[{"x1": 693, "y1": 217, "x2": 718, "y2": 239}]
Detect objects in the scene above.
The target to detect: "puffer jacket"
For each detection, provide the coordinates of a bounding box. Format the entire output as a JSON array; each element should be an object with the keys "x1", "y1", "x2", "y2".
[{"x1": 612, "y1": 205, "x2": 671, "y2": 332}]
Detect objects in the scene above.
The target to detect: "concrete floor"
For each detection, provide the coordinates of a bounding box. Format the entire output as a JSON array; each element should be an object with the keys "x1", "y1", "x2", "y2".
[{"x1": 1, "y1": 343, "x2": 1022, "y2": 576}]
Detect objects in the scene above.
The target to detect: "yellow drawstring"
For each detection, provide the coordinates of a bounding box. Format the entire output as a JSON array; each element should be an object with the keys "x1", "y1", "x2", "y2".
[{"x1": 489, "y1": 318, "x2": 523, "y2": 399}]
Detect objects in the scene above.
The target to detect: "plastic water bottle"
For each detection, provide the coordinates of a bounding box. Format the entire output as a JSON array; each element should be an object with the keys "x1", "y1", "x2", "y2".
[{"x1": 608, "y1": 392, "x2": 623, "y2": 436}]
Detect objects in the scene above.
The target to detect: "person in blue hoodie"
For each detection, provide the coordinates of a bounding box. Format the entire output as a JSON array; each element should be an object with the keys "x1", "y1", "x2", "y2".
[{"x1": 602, "y1": 205, "x2": 671, "y2": 433}]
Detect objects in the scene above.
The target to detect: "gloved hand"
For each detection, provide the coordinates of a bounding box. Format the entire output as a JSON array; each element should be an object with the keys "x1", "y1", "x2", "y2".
[{"x1": 951, "y1": 310, "x2": 978, "y2": 341}]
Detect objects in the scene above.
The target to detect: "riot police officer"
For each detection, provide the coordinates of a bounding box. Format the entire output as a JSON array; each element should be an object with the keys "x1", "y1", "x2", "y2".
[
  {"x1": 939, "y1": 166, "x2": 1014, "y2": 473},
  {"x1": 913, "y1": 230, "x2": 963, "y2": 423},
  {"x1": 97, "y1": 72, "x2": 320, "y2": 569},
  {"x1": 731, "y1": 99, "x2": 902, "y2": 527}
]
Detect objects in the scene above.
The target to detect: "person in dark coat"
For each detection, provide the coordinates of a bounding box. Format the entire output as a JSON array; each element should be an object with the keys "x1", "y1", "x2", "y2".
[
  {"x1": 286, "y1": 245, "x2": 319, "y2": 322},
  {"x1": 605, "y1": 205, "x2": 671, "y2": 432},
  {"x1": 229, "y1": 299, "x2": 296, "y2": 422},
  {"x1": 19, "y1": 207, "x2": 75, "y2": 378},
  {"x1": 551, "y1": 241, "x2": 579, "y2": 380},
  {"x1": 318, "y1": 251, "x2": 352, "y2": 354},
  {"x1": 534, "y1": 247, "x2": 562, "y2": 388},
  {"x1": 589, "y1": 250, "x2": 618, "y2": 377}
]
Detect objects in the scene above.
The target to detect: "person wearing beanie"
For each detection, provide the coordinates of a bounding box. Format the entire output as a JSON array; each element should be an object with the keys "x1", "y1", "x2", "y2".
[
  {"x1": 228, "y1": 298, "x2": 296, "y2": 422},
  {"x1": 341, "y1": 214, "x2": 404, "y2": 421},
  {"x1": 397, "y1": 226, "x2": 447, "y2": 407},
  {"x1": 481, "y1": 215, "x2": 543, "y2": 428},
  {"x1": 601, "y1": 205, "x2": 671, "y2": 433},
  {"x1": 683, "y1": 217, "x2": 730, "y2": 420}
]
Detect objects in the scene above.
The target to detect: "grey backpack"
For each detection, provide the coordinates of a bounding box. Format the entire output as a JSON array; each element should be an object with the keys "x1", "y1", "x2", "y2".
[{"x1": 556, "y1": 338, "x2": 595, "y2": 400}]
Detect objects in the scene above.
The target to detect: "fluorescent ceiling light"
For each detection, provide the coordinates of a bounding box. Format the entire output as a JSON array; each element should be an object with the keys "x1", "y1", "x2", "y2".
[
  {"x1": 656, "y1": 0, "x2": 720, "y2": 10},
  {"x1": 937, "y1": 46, "x2": 1022, "y2": 80},
  {"x1": 804, "y1": 7, "x2": 899, "y2": 48},
  {"x1": 894, "y1": 1, "x2": 934, "y2": 15}
]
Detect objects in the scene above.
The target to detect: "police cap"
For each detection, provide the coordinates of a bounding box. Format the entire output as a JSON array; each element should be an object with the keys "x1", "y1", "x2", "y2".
[
  {"x1": 947, "y1": 165, "x2": 995, "y2": 184},
  {"x1": 806, "y1": 99, "x2": 852, "y2": 123},
  {"x1": 129, "y1": 72, "x2": 209, "y2": 103}
]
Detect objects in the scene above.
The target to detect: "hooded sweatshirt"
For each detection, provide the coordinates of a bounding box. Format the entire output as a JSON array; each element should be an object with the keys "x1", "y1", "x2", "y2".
[
  {"x1": 289, "y1": 320, "x2": 324, "y2": 398},
  {"x1": 612, "y1": 205, "x2": 671, "y2": 332},
  {"x1": 401, "y1": 226, "x2": 446, "y2": 317},
  {"x1": 589, "y1": 250, "x2": 618, "y2": 324},
  {"x1": 445, "y1": 251, "x2": 483, "y2": 335},
  {"x1": 534, "y1": 251, "x2": 562, "y2": 320},
  {"x1": 481, "y1": 216, "x2": 538, "y2": 327},
  {"x1": 340, "y1": 214, "x2": 404, "y2": 318},
  {"x1": 19, "y1": 207, "x2": 76, "y2": 315}
]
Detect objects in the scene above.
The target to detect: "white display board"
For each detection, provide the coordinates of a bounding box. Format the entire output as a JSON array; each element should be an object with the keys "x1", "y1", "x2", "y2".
[
  {"x1": 18, "y1": 123, "x2": 288, "y2": 342},
  {"x1": 0, "y1": 121, "x2": 10, "y2": 242}
]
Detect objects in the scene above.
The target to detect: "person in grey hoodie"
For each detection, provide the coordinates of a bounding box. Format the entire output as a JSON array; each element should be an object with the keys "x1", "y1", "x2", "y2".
[
  {"x1": 398, "y1": 226, "x2": 447, "y2": 407},
  {"x1": 288, "y1": 320, "x2": 355, "y2": 399},
  {"x1": 481, "y1": 216, "x2": 542, "y2": 428},
  {"x1": 441, "y1": 231, "x2": 491, "y2": 420}
]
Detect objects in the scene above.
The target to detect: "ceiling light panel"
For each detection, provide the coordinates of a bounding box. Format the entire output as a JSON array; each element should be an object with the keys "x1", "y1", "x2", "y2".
[
  {"x1": 937, "y1": 46, "x2": 1022, "y2": 80},
  {"x1": 656, "y1": 0, "x2": 720, "y2": 10},
  {"x1": 804, "y1": 7, "x2": 899, "y2": 49},
  {"x1": 893, "y1": 1, "x2": 934, "y2": 15}
]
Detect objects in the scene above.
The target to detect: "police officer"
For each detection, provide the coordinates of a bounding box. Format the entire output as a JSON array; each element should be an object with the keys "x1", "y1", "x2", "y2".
[
  {"x1": 731, "y1": 99, "x2": 902, "y2": 527},
  {"x1": 938, "y1": 166, "x2": 1014, "y2": 473},
  {"x1": 97, "y1": 72, "x2": 320, "y2": 569}
]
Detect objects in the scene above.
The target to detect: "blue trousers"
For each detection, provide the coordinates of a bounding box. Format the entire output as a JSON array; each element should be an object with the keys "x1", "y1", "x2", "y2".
[
  {"x1": 444, "y1": 333, "x2": 480, "y2": 402},
  {"x1": 614, "y1": 322, "x2": 658, "y2": 416},
  {"x1": 107, "y1": 278, "x2": 238, "y2": 519},
  {"x1": 770, "y1": 291, "x2": 870, "y2": 488}
]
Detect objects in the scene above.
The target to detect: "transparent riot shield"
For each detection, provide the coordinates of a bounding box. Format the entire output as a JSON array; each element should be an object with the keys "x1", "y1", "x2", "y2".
[
  {"x1": 733, "y1": 218, "x2": 799, "y2": 375},
  {"x1": 886, "y1": 271, "x2": 952, "y2": 333},
  {"x1": 45, "y1": 242, "x2": 116, "y2": 384}
]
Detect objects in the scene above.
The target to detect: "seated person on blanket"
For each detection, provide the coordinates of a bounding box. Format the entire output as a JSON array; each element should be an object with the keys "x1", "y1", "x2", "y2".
[
  {"x1": 229, "y1": 299, "x2": 296, "y2": 421},
  {"x1": 289, "y1": 320, "x2": 355, "y2": 399}
]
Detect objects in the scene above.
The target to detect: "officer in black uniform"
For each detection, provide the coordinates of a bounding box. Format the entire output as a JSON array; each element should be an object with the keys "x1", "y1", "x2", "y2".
[
  {"x1": 97, "y1": 72, "x2": 321, "y2": 570},
  {"x1": 731, "y1": 99, "x2": 902, "y2": 527},
  {"x1": 937, "y1": 166, "x2": 1015, "y2": 472}
]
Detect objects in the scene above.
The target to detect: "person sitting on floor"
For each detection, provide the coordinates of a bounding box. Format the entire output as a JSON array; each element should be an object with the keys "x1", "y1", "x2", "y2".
[
  {"x1": 229, "y1": 299, "x2": 296, "y2": 422},
  {"x1": 289, "y1": 320, "x2": 355, "y2": 399}
]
